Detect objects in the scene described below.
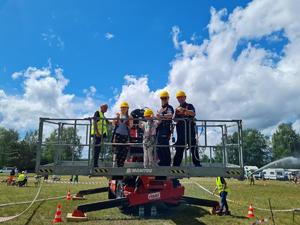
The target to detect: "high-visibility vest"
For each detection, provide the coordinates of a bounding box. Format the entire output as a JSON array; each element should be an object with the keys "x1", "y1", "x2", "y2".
[
  {"x1": 91, "y1": 111, "x2": 108, "y2": 135},
  {"x1": 17, "y1": 174, "x2": 25, "y2": 182},
  {"x1": 216, "y1": 177, "x2": 228, "y2": 193}
]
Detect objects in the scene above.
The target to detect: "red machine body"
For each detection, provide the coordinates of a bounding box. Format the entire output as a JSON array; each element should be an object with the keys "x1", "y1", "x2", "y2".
[{"x1": 109, "y1": 176, "x2": 184, "y2": 207}]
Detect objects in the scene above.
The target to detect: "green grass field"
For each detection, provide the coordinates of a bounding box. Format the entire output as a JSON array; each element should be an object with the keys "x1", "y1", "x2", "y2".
[{"x1": 0, "y1": 174, "x2": 299, "y2": 225}]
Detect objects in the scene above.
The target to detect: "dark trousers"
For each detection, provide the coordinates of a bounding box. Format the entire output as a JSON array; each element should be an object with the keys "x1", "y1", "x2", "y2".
[
  {"x1": 173, "y1": 133, "x2": 200, "y2": 166},
  {"x1": 156, "y1": 135, "x2": 171, "y2": 166},
  {"x1": 219, "y1": 191, "x2": 229, "y2": 212},
  {"x1": 93, "y1": 135, "x2": 103, "y2": 167},
  {"x1": 18, "y1": 179, "x2": 27, "y2": 187},
  {"x1": 115, "y1": 134, "x2": 129, "y2": 167}
]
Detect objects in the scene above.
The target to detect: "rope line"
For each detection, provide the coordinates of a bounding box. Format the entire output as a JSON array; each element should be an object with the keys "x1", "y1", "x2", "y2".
[
  {"x1": 0, "y1": 179, "x2": 44, "y2": 223},
  {"x1": 183, "y1": 182, "x2": 300, "y2": 213}
]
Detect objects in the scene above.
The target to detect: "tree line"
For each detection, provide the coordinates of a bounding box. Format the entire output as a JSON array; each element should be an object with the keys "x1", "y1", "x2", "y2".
[
  {"x1": 212, "y1": 123, "x2": 300, "y2": 167},
  {"x1": 0, "y1": 123, "x2": 299, "y2": 170},
  {"x1": 0, "y1": 127, "x2": 82, "y2": 171}
]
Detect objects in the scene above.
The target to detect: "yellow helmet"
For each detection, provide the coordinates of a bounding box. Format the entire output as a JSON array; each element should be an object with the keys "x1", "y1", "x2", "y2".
[
  {"x1": 160, "y1": 90, "x2": 169, "y2": 98},
  {"x1": 144, "y1": 108, "x2": 153, "y2": 117},
  {"x1": 120, "y1": 101, "x2": 129, "y2": 108},
  {"x1": 176, "y1": 90, "x2": 186, "y2": 98}
]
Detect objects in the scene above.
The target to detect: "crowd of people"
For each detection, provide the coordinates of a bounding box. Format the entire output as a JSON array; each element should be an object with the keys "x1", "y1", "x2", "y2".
[{"x1": 92, "y1": 90, "x2": 201, "y2": 168}]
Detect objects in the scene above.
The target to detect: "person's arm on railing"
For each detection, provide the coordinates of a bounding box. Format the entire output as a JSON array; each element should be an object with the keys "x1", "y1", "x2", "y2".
[{"x1": 112, "y1": 112, "x2": 120, "y2": 126}]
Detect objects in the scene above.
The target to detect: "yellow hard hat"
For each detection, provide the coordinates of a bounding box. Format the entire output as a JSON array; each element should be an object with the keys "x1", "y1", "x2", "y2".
[
  {"x1": 144, "y1": 108, "x2": 153, "y2": 117},
  {"x1": 160, "y1": 90, "x2": 169, "y2": 98},
  {"x1": 176, "y1": 90, "x2": 186, "y2": 98},
  {"x1": 120, "y1": 101, "x2": 129, "y2": 108}
]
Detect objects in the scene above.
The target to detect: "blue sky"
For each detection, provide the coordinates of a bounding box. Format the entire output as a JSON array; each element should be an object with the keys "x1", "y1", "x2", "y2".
[
  {"x1": 0, "y1": 0, "x2": 250, "y2": 99},
  {"x1": 1, "y1": 0, "x2": 300, "y2": 135}
]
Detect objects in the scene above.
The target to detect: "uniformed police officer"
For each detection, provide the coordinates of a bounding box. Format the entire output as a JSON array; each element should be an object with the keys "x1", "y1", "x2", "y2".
[
  {"x1": 173, "y1": 91, "x2": 201, "y2": 167},
  {"x1": 156, "y1": 91, "x2": 174, "y2": 166}
]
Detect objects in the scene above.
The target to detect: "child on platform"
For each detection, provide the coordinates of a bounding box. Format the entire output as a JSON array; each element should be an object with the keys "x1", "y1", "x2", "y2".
[{"x1": 139, "y1": 108, "x2": 160, "y2": 168}]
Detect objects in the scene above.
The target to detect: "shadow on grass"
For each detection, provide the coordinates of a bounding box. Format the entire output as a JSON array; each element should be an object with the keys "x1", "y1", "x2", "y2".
[
  {"x1": 229, "y1": 214, "x2": 249, "y2": 219},
  {"x1": 88, "y1": 204, "x2": 210, "y2": 225},
  {"x1": 89, "y1": 217, "x2": 141, "y2": 221},
  {"x1": 165, "y1": 205, "x2": 209, "y2": 225},
  {"x1": 24, "y1": 201, "x2": 45, "y2": 225}
]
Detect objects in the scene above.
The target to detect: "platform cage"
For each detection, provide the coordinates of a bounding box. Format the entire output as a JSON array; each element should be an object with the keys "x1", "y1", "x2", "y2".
[{"x1": 35, "y1": 116, "x2": 244, "y2": 179}]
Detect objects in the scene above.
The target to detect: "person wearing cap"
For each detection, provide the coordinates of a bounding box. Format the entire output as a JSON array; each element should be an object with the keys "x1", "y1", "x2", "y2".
[
  {"x1": 139, "y1": 108, "x2": 160, "y2": 168},
  {"x1": 91, "y1": 104, "x2": 109, "y2": 167},
  {"x1": 112, "y1": 101, "x2": 133, "y2": 167},
  {"x1": 173, "y1": 90, "x2": 201, "y2": 167},
  {"x1": 156, "y1": 91, "x2": 174, "y2": 166}
]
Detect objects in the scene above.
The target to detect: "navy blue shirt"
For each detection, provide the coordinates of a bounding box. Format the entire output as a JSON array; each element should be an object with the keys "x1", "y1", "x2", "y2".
[
  {"x1": 157, "y1": 104, "x2": 174, "y2": 136},
  {"x1": 175, "y1": 102, "x2": 196, "y2": 135}
]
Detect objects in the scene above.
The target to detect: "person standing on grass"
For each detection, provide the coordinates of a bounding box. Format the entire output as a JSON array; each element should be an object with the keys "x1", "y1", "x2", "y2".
[
  {"x1": 213, "y1": 176, "x2": 230, "y2": 215},
  {"x1": 249, "y1": 174, "x2": 255, "y2": 186}
]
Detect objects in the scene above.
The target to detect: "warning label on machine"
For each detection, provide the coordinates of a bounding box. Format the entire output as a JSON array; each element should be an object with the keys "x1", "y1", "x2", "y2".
[
  {"x1": 126, "y1": 168, "x2": 153, "y2": 173},
  {"x1": 148, "y1": 192, "x2": 161, "y2": 200}
]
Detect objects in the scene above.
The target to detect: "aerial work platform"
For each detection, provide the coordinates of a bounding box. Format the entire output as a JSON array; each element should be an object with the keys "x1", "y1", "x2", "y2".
[{"x1": 35, "y1": 117, "x2": 244, "y2": 179}]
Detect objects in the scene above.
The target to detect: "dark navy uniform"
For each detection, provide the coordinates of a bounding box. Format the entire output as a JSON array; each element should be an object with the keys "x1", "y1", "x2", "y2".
[
  {"x1": 156, "y1": 104, "x2": 174, "y2": 166},
  {"x1": 173, "y1": 102, "x2": 201, "y2": 166}
]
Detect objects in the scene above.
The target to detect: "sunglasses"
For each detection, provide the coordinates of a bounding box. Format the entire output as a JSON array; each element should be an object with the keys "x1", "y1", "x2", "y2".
[{"x1": 160, "y1": 97, "x2": 168, "y2": 100}]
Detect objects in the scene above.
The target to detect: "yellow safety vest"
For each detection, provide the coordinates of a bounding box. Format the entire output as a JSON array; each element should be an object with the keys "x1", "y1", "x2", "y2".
[
  {"x1": 216, "y1": 177, "x2": 228, "y2": 193},
  {"x1": 91, "y1": 111, "x2": 108, "y2": 135},
  {"x1": 18, "y1": 174, "x2": 25, "y2": 182}
]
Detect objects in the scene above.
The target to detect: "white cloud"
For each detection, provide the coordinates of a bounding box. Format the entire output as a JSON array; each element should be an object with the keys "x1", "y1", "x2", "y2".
[
  {"x1": 293, "y1": 120, "x2": 300, "y2": 134},
  {"x1": 171, "y1": 26, "x2": 180, "y2": 49},
  {"x1": 190, "y1": 33, "x2": 200, "y2": 42},
  {"x1": 105, "y1": 32, "x2": 114, "y2": 40},
  {"x1": 110, "y1": 0, "x2": 300, "y2": 137},
  {"x1": 0, "y1": 90, "x2": 6, "y2": 98},
  {"x1": 41, "y1": 29, "x2": 65, "y2": 50},
  {"x1": 11, "y1": 72, "x2": 23, "y2": 80},
  {"x1": 0, "y1": 67, "x2": 98, "y2": 132},
  {"x1": 2, "y1": 0, "x2": 300, "y2": 140},
  {"x1": 110, "y1": 75, "x2": 161, "y2": 116},
  {"x1": 83, "y1": 86, "x2": 97, "y2": 96}
]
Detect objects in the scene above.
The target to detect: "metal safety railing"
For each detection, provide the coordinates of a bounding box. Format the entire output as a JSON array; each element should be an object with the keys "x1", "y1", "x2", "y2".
[{"x1": 35, "y1": 116, "x2": 243, "y2": 178}]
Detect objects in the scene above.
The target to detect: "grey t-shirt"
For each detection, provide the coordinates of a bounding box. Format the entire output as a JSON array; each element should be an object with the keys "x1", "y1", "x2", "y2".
[{"x1": 115, "y1": 114, "x2": 129, "y2": 136}]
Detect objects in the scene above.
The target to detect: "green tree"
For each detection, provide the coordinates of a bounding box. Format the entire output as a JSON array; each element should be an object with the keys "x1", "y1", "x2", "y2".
[
  {"x1": 43, "y1": 127, "x2": 83, "y2": 164},
  {"x1": 214, "y1": 129, "x2": 268, "y2": 167},
  {"x1": 272, "y1": 123, "x2": 300, "y2": 159},
  {"x1": 0, "y1": 127, "x2": 19, "y2": 167},
  {"x1": 22, "y1": 130, "x2": 39, "y2": 170},
  {"x1": 7, "y1": 140, "x2": 35, "y2": 171},
  {"x1": 0, "y1": 129, "x2": 38, "y2": 170},
  {"x1": 242, "y1": 129, "x2": 268, "y2": 167}
]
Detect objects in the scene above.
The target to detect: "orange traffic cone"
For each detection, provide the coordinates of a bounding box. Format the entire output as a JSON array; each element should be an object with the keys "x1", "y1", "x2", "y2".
[
  {"x1": 52, "y1": 203, "x2": 63, "y2": 223},
  {"x1": 247, "y1": 204, "x2": 255, "y2": 218},
  {"x1": 66, "y1": 189, "x2": 72, "y2": 201}
]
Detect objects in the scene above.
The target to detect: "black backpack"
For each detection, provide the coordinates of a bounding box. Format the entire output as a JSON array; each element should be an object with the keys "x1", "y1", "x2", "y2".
[{"x1": 130, "y1": 108, "x2": 145, "y2": 124}]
